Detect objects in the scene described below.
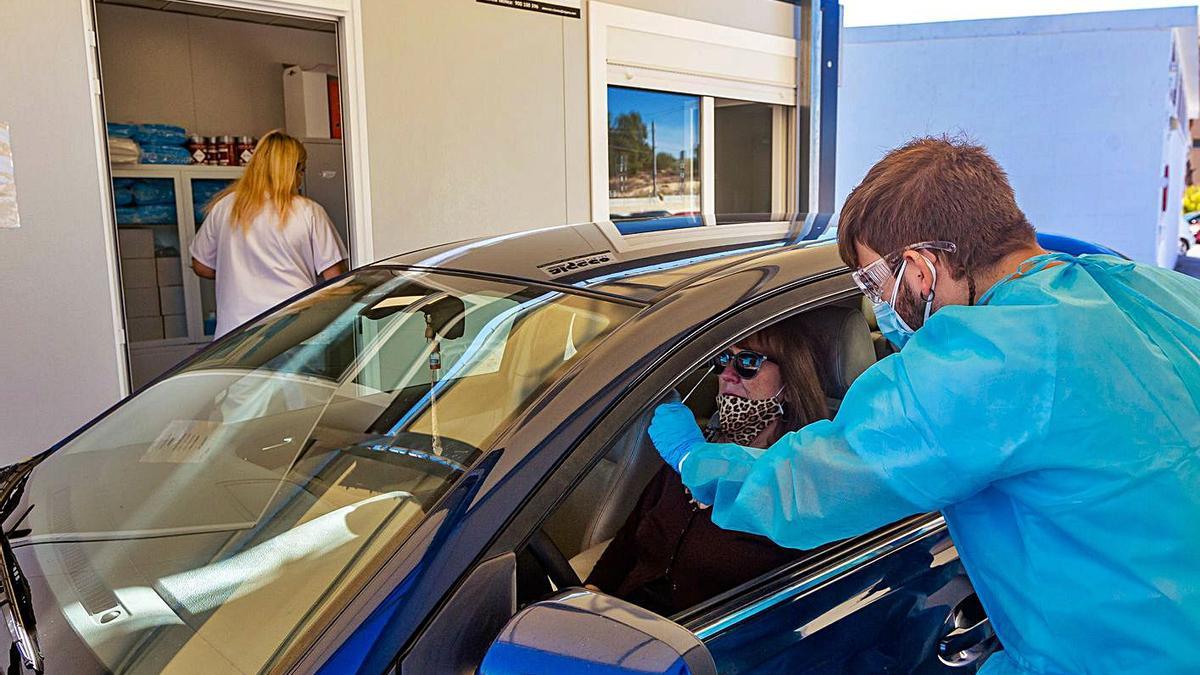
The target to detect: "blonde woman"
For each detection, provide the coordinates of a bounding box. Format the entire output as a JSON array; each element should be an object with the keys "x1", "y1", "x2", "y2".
[{"x1": 190, "y1": 130, "x2": 347, "y2": 338}]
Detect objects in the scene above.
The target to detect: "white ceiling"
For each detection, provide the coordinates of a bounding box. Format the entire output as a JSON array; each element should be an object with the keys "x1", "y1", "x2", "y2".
[{"x1": 95, "y1": 0, "x2": 337, "y2": 33}]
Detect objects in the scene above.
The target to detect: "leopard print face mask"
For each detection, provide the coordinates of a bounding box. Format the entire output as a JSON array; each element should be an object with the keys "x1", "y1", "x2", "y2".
[{"x1": 714, "y1": 388, "x2": 785, "y2": 446}]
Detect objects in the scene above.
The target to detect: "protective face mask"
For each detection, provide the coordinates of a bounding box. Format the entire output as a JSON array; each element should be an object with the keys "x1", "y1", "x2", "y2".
[
  {"x1": 873, "y1": 256, "x2": 937, "y2": 350},
  {"x1": 715, "y1": 388, "x2": 785, "y2": 446}
]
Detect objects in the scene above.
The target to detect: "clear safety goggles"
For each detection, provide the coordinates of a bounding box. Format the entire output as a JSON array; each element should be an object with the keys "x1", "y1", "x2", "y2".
[{"x1": 851, "y1": 241, "x2": 957, "y2": 304}]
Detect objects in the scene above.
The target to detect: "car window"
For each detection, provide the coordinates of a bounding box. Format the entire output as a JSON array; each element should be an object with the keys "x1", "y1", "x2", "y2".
[
  {"x1": 13, "y1": 268, "x2": 638, "y2": 675},
  {"x1": 523, "y1": 296, "x2": 865, "y2": 608}
]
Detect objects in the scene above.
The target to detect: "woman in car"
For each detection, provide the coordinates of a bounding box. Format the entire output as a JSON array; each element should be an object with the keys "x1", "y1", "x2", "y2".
[{"x1": 585, "y1": 315, "x2": 829, "y2": 615}]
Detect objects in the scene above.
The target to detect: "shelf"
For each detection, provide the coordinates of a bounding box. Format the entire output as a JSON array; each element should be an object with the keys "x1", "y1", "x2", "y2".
[
  {"x1": 129, "y1": 337, "x2": 211, "y2": 350},
  {"x1": 112, "y1": 164, "x2": 245, "y2": 179}
]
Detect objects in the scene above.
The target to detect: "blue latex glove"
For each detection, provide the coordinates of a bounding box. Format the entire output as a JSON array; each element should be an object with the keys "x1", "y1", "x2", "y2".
[{"x1": 648, "y1": 401, "x2": 705, "y2": 471}]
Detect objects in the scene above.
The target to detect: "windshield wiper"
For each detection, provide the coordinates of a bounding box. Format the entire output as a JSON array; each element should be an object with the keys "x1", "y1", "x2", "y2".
[
  {"x1": 0, "y1": 458, "x2": 44, "y2": 672},
  {"x1": 0, "y1": 534, "x2": 41, "y2": 672}
]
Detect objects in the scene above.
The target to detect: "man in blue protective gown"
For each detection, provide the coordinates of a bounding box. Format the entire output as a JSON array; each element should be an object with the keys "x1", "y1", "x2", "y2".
[{"x1": 649, "y1": 137, "x2": 1200, "y2": 674}]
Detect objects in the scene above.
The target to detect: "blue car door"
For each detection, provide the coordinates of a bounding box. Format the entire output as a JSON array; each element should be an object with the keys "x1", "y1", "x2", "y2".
[{"x1": 683, "y1": 515, "x2": 997, "y2": 673}]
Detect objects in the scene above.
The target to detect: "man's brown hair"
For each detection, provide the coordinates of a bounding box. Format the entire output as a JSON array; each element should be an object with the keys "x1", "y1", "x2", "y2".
[{"x1": 837, "y1": 136, "x2": 1037, "y2": 289}]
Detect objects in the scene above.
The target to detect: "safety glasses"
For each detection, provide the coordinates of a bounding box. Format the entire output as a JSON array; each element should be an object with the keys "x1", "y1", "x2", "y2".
[
  {"x1": 712, "y1": 348, "x2": 773, "y2": 379},
  {"x1": 851, "y1": 241, "x2": 957, "y2": 303}
]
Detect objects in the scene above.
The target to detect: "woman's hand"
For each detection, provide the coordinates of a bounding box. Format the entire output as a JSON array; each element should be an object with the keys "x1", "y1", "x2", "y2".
[{"x1": 649, "y1": 402, "x2": 705, "y2": 471}]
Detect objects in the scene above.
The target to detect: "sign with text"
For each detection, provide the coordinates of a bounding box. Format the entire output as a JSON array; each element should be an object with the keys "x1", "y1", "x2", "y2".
[
  {"x1": 0, "y1": 123, "x2": 18, "y2": 229},
  {"x1": 477, "y1": 0, "x2": 581, "y2": 19}
]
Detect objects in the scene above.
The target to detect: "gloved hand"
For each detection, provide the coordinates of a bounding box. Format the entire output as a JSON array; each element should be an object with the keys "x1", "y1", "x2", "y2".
[{"x1": 649, "y1": 402, "x2": 705, "y2": 471}]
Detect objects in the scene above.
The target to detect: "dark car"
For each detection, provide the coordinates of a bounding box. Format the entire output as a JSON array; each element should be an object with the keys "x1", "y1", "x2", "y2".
[{"x1": 1, "y1": 217, "x2": 1107, "y2": 674}]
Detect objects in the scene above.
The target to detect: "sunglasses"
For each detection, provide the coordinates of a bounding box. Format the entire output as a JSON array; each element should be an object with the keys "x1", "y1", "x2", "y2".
[
  {"x1": 851, "y1": 241, "x2": 957, "y2": 304},
  {"x1": 712, "y1": 348, "x2": 773, "y2": 379}
]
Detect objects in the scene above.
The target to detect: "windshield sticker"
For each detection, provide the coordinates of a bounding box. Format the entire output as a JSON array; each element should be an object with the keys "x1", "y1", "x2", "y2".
[
  {"x1": 538, "y1": 250, "x2": 615, "y2": 278},
  {"x1": 142, "y1": 420, "x2": 222, "y2": 464}
]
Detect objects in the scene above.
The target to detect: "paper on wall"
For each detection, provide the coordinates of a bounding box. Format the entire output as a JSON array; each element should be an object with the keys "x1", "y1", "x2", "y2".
[{"x1": 0, "y1": 123, "x2": 17, "y2": 229}]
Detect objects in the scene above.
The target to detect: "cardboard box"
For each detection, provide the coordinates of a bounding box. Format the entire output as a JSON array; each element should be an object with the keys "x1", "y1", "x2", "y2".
[
  {"x1": 121, "y1": 259, "x2": 157, "y2": 289},
  {"x1": 127, "y1": 316, "x2": 164, "y2": 342},
  {"x1": 158, "y1": 285, "x2": 185, "y2": 315},
  {"x1": 283, "y1": 66, "x2": 333, "y2": 138},
  {"x1": 156, "y1": 257, "x2": 182, "y2": 286},
  {"x1": 162, "y1": 314, "x2": 187, "y2": 339},
  {"x1": 118, "y1": 228, "x2": 155, "y2": 259},
  {"x1": 123, "y1": 286, "x2": 160, "y2": 318}
]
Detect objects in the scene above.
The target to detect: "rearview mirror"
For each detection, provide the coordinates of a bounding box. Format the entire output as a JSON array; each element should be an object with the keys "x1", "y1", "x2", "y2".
[
  {"x1": 360, "y1": 291, "x2": 466, "y2": 339},
  {"x1": 479, "y1": 589, "x2": 716, "y2": 674}
]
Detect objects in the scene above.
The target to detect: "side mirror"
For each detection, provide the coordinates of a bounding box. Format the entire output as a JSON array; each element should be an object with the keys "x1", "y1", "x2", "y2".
[{"x1": 479, "y1": 589, "x2": 716, "y2": 675}]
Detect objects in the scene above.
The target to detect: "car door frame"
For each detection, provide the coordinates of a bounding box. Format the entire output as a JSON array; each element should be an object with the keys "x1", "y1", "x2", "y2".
[{"x1": 474, "y1": 273, "x2": 968, "y2": 664}]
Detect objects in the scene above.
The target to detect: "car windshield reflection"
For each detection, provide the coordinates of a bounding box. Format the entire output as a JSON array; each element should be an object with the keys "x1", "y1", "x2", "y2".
[{"x1": 13, "y1": 269, "x2": 638, "y2": 674}]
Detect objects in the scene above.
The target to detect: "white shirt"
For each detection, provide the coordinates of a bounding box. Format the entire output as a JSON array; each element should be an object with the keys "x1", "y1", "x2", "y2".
[{"x1": 190, "y1": 194, "x2": 347, "y2": 337}]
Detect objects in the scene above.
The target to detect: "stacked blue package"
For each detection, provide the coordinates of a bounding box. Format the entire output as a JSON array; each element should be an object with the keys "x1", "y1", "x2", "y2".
[
  {"x1": 132, "y1": 181, "x2": 175, "y2": 205},
  {"x1": 112, "y1": 178, "x2": 136, "y2": 206},
  {"x1": 140, "y1": 145, "x2": 192, "y2": 165},
  {"x1": 116, "y1": 204, "x2": 177, "y2": 225},
  {"x1": 191, "y1": 179, "x2": 231, "y2": 224},
  {"x1": 107, "y1": 123, "x2": 137, "y2": 139},
  {"x1": 133, "y1": 124, "x2": 187, "y2": 146}
]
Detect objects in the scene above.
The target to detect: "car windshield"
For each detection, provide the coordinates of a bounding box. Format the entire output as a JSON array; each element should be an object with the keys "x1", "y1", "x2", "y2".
[{"x1": 12, "y1": 268, "x2": 638, "y2": 673}]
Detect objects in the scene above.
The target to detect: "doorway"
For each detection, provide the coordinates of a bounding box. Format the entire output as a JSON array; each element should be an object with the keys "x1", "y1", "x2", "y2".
[{"x1": 90, "y1": 0, "x2": 366, "y2": 390}]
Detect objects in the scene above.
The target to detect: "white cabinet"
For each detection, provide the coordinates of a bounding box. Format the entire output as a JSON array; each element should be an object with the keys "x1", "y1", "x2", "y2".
[{"x1": 111, "y1": 164, "x2": 243, "y2": 387}]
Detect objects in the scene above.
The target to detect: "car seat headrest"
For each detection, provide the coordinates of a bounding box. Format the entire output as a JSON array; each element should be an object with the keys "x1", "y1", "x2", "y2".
[
  {"x1": 805, "y1": 306, "x2": 875, "y2": 399},
  {"x1": 861, "y1": 296, "x2": 879, "y2": 331}
]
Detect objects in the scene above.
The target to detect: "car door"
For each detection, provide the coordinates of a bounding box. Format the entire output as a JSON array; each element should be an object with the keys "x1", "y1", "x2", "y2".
[{"x1": 681, "y1": 515, "x2": 993, "y2": 673}]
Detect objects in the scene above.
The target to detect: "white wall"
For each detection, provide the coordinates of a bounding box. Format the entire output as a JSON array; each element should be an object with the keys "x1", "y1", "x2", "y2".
[
  {"x1": 359, "y1": 0, "x2": 796, "y2": 259},
  {"x1": 96, "y1": 4, "x2": 338, "y2": 138},
  {"x1": 0, "y1": 0, "x2": 125, "y2": 459},
  {"x1": 835, "y1": 9, "x2": 1193, "y2": 265}
]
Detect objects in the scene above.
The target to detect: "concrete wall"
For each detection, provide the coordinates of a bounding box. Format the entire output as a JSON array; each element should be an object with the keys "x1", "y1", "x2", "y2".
[
  {"x1": 835, "y1": 9, "x2": 1191, "y2": 265},
  {"x1": 0, "y1": 0, "x2": 125, "y2": 458},
  {"x1": 96, "y1": 4, "x2": 338, "y2": 138},
  {"x1": 359, "y1": 0, "x2": 795, "y2": 259}
]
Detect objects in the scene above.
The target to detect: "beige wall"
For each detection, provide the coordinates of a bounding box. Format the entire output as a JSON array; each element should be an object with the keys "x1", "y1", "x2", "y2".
[
  {"x1": 360, "y1": 0, "x2": 797, "y2": 259},
  {"x1": 96, "y1": 4, "x2": 338, "y2": 138},
  {"x1": 0, "y1": 0, "x2": 125, "y2": 458},
  {"x1": 604, "y1": 0, "x2": 794, "y2": 37}
]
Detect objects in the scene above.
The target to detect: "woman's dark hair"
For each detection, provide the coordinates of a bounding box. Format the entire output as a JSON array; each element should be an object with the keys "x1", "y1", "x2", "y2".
[{"x1": 742, "y1": 315, "x2": 830, "y2": 434}]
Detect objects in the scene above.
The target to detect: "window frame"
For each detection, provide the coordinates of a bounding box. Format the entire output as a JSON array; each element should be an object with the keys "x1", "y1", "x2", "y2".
[
  {"x1": 588, "y1": 2, "x2": 801, "y2": 222},
  {"x1": 485, "y1": 273, "x2": 945, "y2": 647}
]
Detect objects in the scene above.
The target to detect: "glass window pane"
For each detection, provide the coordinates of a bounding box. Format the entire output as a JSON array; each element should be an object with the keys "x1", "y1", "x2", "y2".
[
  {"x1": 193, "y1": 178, "x2": 235, "y2": 336},
  {"x1": 608, "y1": 86, "x2": 700, "y2": 220},
  {"x1": 113, "y1": 177, "x2": 179, "y2": 254},
  {"x1": 715, "y1": 100, "x2": 776, "y2": 215}
]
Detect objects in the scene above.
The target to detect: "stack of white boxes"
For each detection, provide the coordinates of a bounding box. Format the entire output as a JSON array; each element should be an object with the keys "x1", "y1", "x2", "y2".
[
  {"x1": 158, "y1": 256, "x2": 186, "y2": 339},
  {"x1": 118, "y1": 228, "x2": 186, "y2": 341}
]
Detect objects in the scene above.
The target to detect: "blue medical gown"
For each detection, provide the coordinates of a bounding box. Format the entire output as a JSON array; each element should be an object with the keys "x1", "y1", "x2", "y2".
[{"x1": 678, "y1": 255, "x2": 1200, "y2": 673}]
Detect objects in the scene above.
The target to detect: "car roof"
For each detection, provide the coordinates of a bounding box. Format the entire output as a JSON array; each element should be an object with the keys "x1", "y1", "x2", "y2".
[{"x1": 378, "y1": 216, "x2": 838, "y2": 304}]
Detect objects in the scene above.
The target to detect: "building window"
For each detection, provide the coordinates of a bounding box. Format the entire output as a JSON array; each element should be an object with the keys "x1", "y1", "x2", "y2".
[
  {"x1": 607, "y1": 86, "x2": 701, "y2": 221},
  {"x1": 715, "y1": 99, "x2": 784, "y2": 215}
]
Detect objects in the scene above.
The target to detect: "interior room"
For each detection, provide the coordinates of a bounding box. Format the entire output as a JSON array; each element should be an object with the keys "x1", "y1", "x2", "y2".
[{"x1": 95, "y1": 0, "x2": 351, "y2": 388}]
